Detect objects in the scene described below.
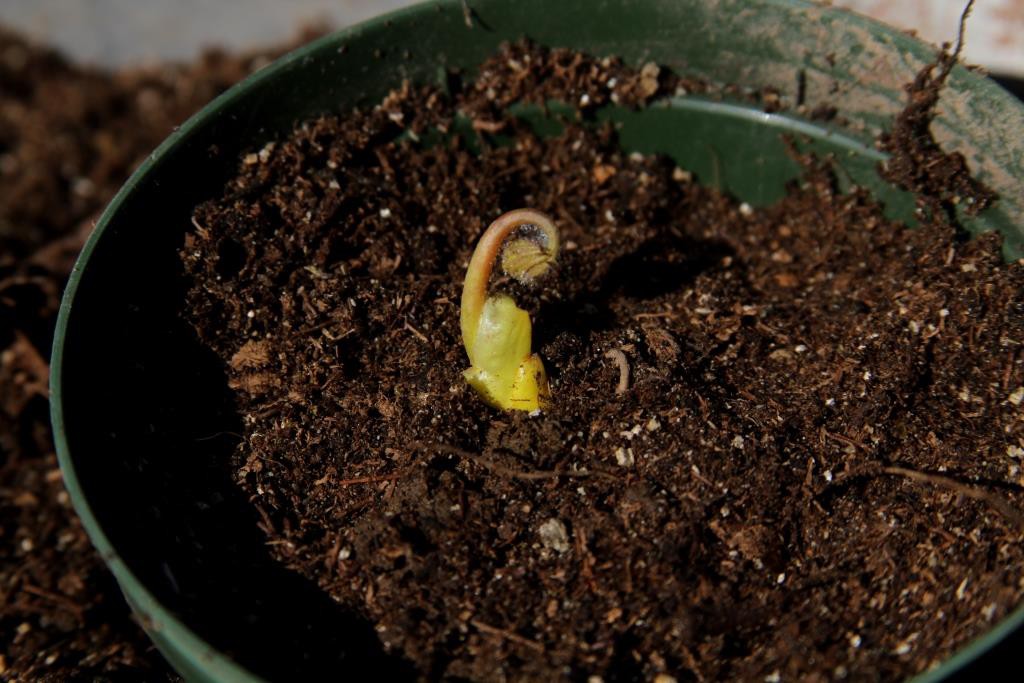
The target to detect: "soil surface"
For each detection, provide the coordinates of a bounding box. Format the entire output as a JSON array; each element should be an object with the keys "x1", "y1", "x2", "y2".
[
  {"x1": 181, "y1": 40, "x2": 1024, "y2": 681},
  {"x1": 0, "y1": 25, "x2": 319, "y2": 681}
]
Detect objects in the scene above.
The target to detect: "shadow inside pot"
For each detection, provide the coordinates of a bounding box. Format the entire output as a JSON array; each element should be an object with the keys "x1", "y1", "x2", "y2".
[
  {"x1": 60, "y1": 185, "x2": 415, "y2": 679},
  {"x1": 534, "y1": 232, "x2": 737, "y2": 348}
]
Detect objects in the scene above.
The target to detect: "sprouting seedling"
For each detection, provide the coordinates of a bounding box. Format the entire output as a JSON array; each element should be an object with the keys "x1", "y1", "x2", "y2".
[{"x1": 461, "y1": 208, "x2": 560, "y2": 411}]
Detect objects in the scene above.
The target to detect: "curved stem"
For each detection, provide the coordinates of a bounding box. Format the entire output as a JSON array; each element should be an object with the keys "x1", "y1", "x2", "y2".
[{"x1": 460, "y1": 208, "x2": 559, "y2": 355}]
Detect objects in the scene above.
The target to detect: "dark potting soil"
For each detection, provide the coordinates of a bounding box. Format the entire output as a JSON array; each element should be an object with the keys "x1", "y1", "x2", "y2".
[
  {"x1": 0, "y1": 25, "x2": 322, "y2": 681},
  {"x1": 181, "y1": 40, "x2": 1024, "y2": 681}
]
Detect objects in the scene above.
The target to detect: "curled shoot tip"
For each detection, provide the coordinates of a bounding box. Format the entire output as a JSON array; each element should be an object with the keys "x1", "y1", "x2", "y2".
[{"x1": 460, "y1": 208, "x2": 560, "y2": 411}]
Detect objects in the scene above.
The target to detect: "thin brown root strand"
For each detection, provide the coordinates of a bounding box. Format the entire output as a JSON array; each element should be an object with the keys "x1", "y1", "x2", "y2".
[
  {"x1": 934, "y1": 0, "x2": 974, "y2": 85},
  {"x1": 954, "y1": 0, "x2": 975, "y2": 61},
  {"x1": 882, "y1": 465, "x2": 1024, "y2": 529},
  {"x1": 604, "y1": 349, "x2": 630, "y2": 394}
]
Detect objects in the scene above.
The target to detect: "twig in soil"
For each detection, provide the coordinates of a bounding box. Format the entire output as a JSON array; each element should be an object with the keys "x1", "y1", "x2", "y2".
[
  {"x1": 632, "y1": 310, "x2": 677, "y2": 320},
  {"x1": 336, "y1": 472, "x2": 404, "y2": 487},
  {"x1": 604, "y1": 348, "x2": 630, "y2": 394},
  {"x1": 416, "y1": 441, "x2": 598, "y2": 481},
  {"x1": 471, "y1": 118, "x2": 507, "y2": 133},
  {"x1": 824, "y1": 430, "x2": 866, "y2": 451},
  {"x1": 21, "y1": 584, "x2": 86, "y2": 620},
  {"x1": 403, "y1": 321, "x2": 429, "y2": 343},
  {"x1": 292, "y1": 320, "x2": 355, "y2": 340},
  {"x1": 881, "y1": 465, "x2": 1024, "y2": 528},
  {"x1": 189, "y1": 214, "x2": 210, "y2": 238},
  {"x1": 470, "y1": 619, "x2": 545, "y2": 653}
]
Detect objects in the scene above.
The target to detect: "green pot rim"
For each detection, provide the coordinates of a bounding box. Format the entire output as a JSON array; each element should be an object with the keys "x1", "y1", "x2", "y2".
[{"x1": 49, "y1": 1, "x2": 1024, "y2": 681}]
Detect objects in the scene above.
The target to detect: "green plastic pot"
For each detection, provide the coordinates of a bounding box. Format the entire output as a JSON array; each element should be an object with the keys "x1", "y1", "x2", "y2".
[{"x1": 50, "y1": 0, "x2": 1024, "y2": 680}]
